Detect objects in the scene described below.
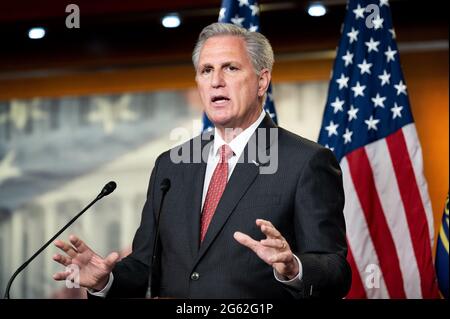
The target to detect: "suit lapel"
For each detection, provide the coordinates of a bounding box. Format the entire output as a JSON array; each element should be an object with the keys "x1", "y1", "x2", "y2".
[
  {"x1": 193, "y1": 114, "x2": 278, "y2": 266},
  {"x1": 182, "y1": 134, "x2": 212, "y2": 257},
  {"x1": 195, "y1": 161, "x2": 259, "y2": 262}
]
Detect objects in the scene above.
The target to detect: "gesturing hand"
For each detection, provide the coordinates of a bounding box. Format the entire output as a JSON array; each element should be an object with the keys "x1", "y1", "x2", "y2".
[
  {"x1": 52, "y1": 234, "x2": 119, "y2": 291},
  {"x1": 234, "y1": 219, "x2": 299, "y2": 280}
]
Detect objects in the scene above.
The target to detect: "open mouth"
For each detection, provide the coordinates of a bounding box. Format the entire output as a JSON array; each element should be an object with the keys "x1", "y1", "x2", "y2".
[{"x1": 211, "y1": 95, "x2": 230, "y2": 103}]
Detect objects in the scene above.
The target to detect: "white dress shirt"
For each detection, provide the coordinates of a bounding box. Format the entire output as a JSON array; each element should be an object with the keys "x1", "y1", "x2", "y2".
[
  {"x1": 201, "y1": 109, "x2": 266, "y2": 209},
  {"x1": 89, "y1": 110, "x2": 302, "y2": 297}
]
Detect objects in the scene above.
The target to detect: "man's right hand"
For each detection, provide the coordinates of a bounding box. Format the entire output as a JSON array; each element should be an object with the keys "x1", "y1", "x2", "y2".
[{"x1": 52, "y1": 234, "x2": 119, "y2": 291}]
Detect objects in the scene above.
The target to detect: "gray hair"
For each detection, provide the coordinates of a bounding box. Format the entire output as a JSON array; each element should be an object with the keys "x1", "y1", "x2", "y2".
[{"x1": 192, "y1": 22, "x2": 274, "y2": 75}]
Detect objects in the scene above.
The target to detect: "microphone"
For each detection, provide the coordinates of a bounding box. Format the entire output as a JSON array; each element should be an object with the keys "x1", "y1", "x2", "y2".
[
  {"x1": 3, "y1": 181, "x2": 117, "y2": 299},
  {"x1": 146, "y1": 178, "x2": 171, "y2": 298},
  {"x1": 98, "y1": 181, "x2": 117, "y2": 199}
]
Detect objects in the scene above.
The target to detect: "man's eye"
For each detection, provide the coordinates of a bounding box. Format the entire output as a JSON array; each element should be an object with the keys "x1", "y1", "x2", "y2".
[
  {"x1": 201, "y1": 68, "x2": 212, "y2": 75},
  {"x1": 227, "y1": 66, "x2": 238, "y2": 71}
]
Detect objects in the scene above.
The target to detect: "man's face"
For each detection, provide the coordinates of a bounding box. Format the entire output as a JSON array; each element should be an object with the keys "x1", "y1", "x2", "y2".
[{"x1": 196, "y1": 35, "x2": 270, "y2": 131}]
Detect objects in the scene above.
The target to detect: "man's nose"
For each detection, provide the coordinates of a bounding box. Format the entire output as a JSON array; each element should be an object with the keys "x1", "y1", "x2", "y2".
[{"x1": 211, "y1": 70, "x2": 225, "y2": 88}]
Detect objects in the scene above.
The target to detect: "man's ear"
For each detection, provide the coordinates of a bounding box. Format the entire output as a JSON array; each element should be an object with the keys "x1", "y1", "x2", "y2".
[{"x1": 258, "y1": 69, "x2": 271, "y2": 97}]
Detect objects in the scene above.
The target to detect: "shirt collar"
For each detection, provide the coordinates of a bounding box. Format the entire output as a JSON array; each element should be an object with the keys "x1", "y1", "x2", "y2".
[{"x1": 213, "y1": 109, "x2": 266, "y2": 159}]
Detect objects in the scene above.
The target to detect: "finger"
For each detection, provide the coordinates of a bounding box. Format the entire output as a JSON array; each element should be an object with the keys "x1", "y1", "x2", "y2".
[
  {"x1": 54, "y1": 240, "x2": 78, "y2": 258},
  {"x1": 260, "y1": 238, "x2": 286, "y2": 250},
  {"x1": 269, "y1": 251, "x2": 294, "y2": 264},
  {"x1": 256, "y1": 220, "x2": 283, "y2": 240},
  {"x1": 69, "y1": 235, "x2": 89, "y2": 254},
  {"x1": 233, "y1": 231, "x2": 260, "y2": 251},
  {"x1": 52, "y1": 270, "x2": 71, "y2": 281},
  {"x1": 52, "y1": 254, "x2": 72, "y2": 267},
  {"x1": 260, "y1": 224, "x2": 282, "y2": 239},
  {"x1": 256, "y1": 219, "x2": 274, "y2": 228},
  {"x1": 105, "y1": 252, "x2": 120, "y2": 268}
]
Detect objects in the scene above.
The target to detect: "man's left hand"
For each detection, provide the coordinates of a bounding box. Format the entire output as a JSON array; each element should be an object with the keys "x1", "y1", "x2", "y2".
[{"x1": 234, "y1": 219, "x2": 299, "y2": 280}]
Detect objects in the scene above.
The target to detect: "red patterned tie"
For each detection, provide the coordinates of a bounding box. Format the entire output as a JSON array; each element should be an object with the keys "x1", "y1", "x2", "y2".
[{"x1": 200, "y1": 144, "x2": 233, "y2": 242}]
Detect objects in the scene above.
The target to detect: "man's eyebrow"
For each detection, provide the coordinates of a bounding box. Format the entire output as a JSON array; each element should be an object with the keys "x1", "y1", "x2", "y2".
[
  {"x1": 199, "y1": 61, "x2": 240, "y2": 68},
  {"x1": 198, "y1": 63, "x2": 213, "y2": 69}
]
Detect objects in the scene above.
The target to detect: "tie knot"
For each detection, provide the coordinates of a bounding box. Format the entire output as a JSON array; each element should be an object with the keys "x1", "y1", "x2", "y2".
[{"x1": 219, "y1": 144, "x2": 233, "y2": 163}]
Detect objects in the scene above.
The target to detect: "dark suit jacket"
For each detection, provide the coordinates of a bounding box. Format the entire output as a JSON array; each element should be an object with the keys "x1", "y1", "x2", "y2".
[{"x1": 106, "y1": 114, "x2": 351, "y2": 298}]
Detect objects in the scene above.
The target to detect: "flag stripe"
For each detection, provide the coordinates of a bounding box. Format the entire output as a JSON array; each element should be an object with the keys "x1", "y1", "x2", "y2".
[
  {"x1": 346, "y1": 148, "x2": 406, "y2": 298},
  {"x1": 365, "y1": 138, "x2": 423, "y2": 298},
  {"x1": 385, "y1": 128, "x2": 440, "y2": 298},
  {"x1": 341, "y1": 158, "x2": 389, "y2": 298},
  {"x1": 345, "y1": 242, "x2": 367, "y2": 298},
  {"x1": 402, "y1": 124, "x2": 435, "y2": 245}
]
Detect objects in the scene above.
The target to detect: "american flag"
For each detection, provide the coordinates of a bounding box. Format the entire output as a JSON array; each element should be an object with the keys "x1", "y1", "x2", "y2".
[
  {"x1": 318, "y1": 0, "x2": 440, "y2": 298},
  {"x1": 202, "y1": 0, "x2": 278, "y2": 131}
]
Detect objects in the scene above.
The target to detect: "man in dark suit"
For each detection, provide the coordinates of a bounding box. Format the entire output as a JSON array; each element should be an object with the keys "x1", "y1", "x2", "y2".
[{"x1": 52, "y1": 22, "x2": 351, "y2": 298}]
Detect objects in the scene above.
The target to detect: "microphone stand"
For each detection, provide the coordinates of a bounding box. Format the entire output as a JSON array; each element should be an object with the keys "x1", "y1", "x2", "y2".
[{"x1": 146, "y1": 178, "x2": 171, "y2": 298}]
